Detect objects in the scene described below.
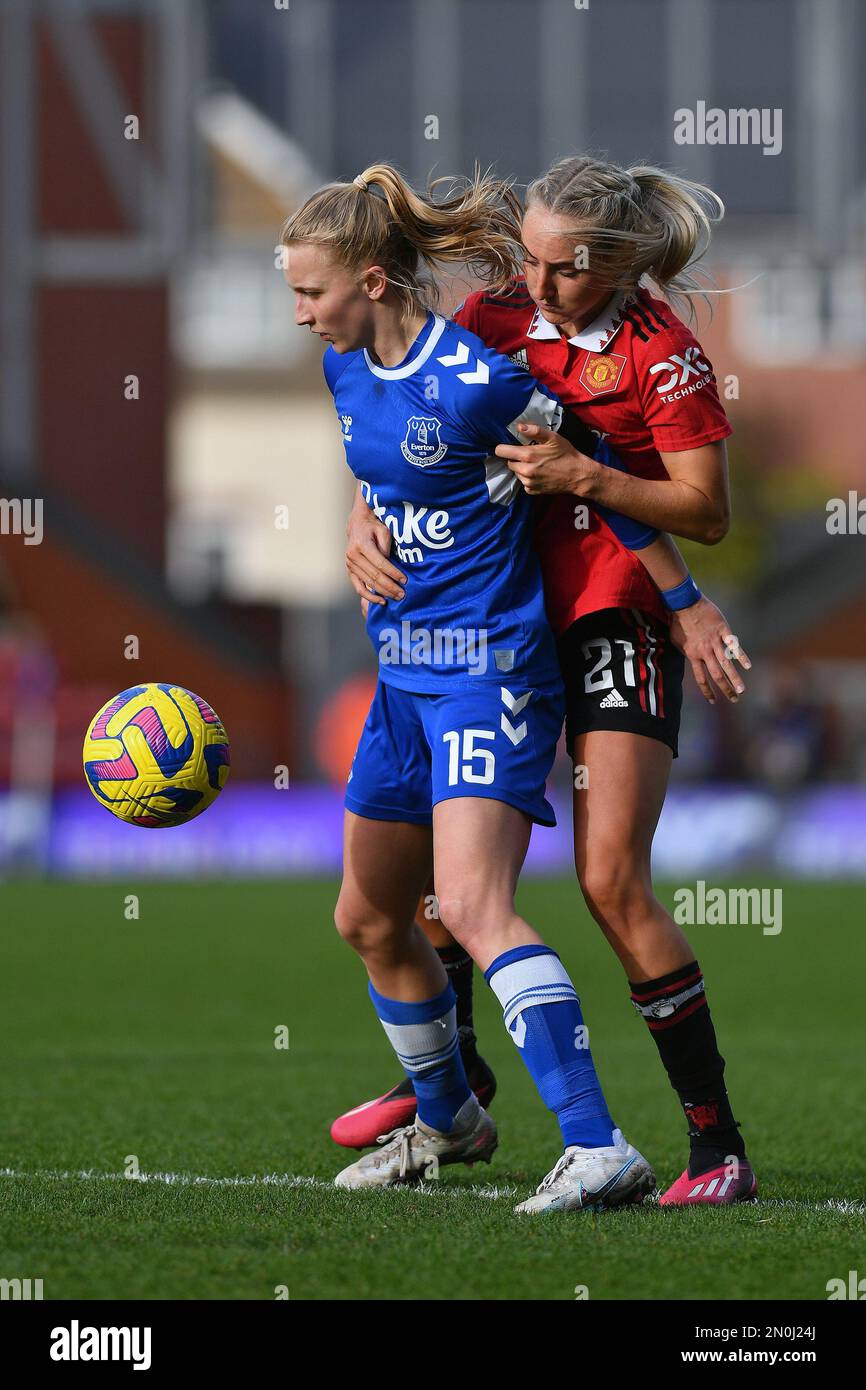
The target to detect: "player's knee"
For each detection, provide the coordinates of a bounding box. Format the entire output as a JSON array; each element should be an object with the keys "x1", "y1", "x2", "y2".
[
  {"x1": 435, "y1": 890, "x2": 509, "y2": 958},
  {"x1": 433, "y1": 892, "x2": 477, "y2": 948},
  {"x1": 333, "y1": 897, "x2": 392, "y2": 954},
  {"x1": 578, "y1": 858, "x2": 652, "y2": 926}
]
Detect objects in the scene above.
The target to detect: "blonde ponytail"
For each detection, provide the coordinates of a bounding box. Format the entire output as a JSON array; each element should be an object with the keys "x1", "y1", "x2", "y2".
[
  {"x1": 281, "y1": 162, "x2": 524, "y2": 321},
  {"x1": 525, "y1": 155, "x2": 724, "y2": 319}
]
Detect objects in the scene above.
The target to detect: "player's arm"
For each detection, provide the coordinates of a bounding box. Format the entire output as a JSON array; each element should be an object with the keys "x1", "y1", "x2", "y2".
[
  {"x1": 618, "y1": 530, "x2": 750, "y2": 702},
  {"x1": 497, "y1": 413, "x2": 749, "y2": 702},
  {"x1": 472, "y1": 346, "x2": 749, "y2": 701},
  {"x1": 345, "y1": 481, "x2": 406, "y2": 607},
  {"x1": 495, "y1": 404, "x2": 690, "y2": 589},
  {"x1": 586, "y1": 322, "x2": 734, "y2": 543},
  {"x1": 568, "y1": 476, "x2": 748, "y2": 701},
  {"x1": 593, "y1": 485, "x2": 750, "y2": 705},
  {"x1": 495, "y1": 422, "x2": 729, "y2": 543},
  {"x1": 564, "y1": 434, "x2": 731, "y2": 543},
  {"x1": 594, "y1": 441, "x2": 730, "y2": 543}
]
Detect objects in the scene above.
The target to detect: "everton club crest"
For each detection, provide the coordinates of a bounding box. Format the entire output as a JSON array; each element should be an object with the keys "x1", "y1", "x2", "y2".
[{"x1": 400, "y1": 416, "x2": 448, "y2": 468}]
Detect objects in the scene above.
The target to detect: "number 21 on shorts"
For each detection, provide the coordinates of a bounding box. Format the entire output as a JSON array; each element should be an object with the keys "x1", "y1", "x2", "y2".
[{"x1": 582, "y1": 636, "x2": 636, "y2": 692}]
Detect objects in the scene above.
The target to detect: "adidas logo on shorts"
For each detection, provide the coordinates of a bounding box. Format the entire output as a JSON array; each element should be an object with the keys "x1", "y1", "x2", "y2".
[{"x1": 599, "y1": 688, "x2": 629, "y2": 708}]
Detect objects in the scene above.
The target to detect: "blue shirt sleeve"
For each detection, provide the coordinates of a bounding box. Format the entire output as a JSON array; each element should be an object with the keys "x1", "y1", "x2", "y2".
[
  {"x1": 460, "y1": 353, "x2": 563, "y2": 449},
  {"x1": 322, "y1": 345, "x2": 342, "y2": 396},
  {"x1": 459, "y1": 348, "x2": 659, "y2": 552}
]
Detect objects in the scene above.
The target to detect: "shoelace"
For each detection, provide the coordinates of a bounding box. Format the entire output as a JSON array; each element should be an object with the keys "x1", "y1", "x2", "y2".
[
  {"x1": 537, "y1": 1150, "x2": 579, "y2": 1193},
  {"x1": 375, "y1": 1124, "x2": 419, "y2": 1180}
]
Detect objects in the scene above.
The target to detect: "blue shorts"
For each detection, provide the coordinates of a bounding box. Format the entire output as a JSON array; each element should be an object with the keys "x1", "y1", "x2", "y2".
[{"x1": 344, "y1": 678, "x2": 565, "y2": 828}]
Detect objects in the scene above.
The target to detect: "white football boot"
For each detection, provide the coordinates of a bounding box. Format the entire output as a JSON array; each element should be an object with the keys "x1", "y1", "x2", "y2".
[
  {"x1": 514, "y1": 1128, "x2": 655, "y2": 1213},
  {"x1": 334, "y1": 1095, "x2": 497, "y2": 1190}
]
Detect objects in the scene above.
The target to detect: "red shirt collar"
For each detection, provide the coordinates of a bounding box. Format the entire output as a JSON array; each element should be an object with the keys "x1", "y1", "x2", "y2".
[{"x1": 527, "y1": 288, "x2": 632, "y2": 352}]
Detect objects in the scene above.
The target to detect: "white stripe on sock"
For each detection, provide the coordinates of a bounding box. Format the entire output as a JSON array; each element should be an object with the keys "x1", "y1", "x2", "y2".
[
  {"x1": 378, "y1": 1010, "x2": 457, "y2": 1075},
  {"x1": 488, "y1": 953, "x2": 578, "y2": 1029}
]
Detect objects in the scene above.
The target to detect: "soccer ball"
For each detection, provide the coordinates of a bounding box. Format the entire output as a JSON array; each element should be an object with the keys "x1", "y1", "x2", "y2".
[{"x1": 83, "y1": 682, "x2": 230, "y2": 827}]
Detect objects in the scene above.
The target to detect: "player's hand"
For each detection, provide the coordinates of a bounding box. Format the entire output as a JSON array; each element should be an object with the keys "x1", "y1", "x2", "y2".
[
  {"x1": 668, "y1": 596, "x2": 752, "y2": 704},
  {"x1": 345, "y1": 500, "x2": 406, "y2": 606},
  {"x1": 493, "y1": 423, "x2": 598, "y2": 496}
]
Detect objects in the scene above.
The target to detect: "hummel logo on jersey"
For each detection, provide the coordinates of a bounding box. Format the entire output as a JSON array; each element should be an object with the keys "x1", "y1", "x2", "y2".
[
  {"x1": 508, "y1": 348, "x2": 530, "y2": 371},
  {"x1": 599, "y1": 688, "x2": 628, "y2": 708},
  {"x1": 648, "y1": 346, "x2": 711, "y2": 394},
  {"x1": 436, "y1": 340, "x2": 490, "y2": 384},
  {"x1": 340, "y1": 414, "x2": 353, "y2": 441},
  {"x1": 500, "y1": 686, "x2": 531, "y2": 744}
]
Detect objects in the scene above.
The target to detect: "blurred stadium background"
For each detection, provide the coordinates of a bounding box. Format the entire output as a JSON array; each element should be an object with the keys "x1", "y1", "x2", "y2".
[{"x1": 1, "y1": 0, "x2": 865, "y2": 882}]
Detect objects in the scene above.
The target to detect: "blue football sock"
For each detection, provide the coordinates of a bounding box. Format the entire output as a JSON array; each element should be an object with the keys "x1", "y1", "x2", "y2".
[
  {"x1": 368, "y1": 980, "x2": 472, "y2": 1133},
  {"x1": 485, "y1": 944, "x2": 615, "y2": 1148}
]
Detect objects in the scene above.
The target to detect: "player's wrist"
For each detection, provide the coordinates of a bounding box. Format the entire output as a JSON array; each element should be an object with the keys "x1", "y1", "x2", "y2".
[
  {"x1": 570, "y1": 452, "x2": 603, "y2": 499},
  {"x1": 662, "y1": 575, "x2": 703, "y2": 611}
]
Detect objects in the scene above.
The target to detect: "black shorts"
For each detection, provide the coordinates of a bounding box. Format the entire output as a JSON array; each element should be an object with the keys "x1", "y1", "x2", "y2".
[{"x1": 556, "y1": 607, "x2": 685, "y2": 756}]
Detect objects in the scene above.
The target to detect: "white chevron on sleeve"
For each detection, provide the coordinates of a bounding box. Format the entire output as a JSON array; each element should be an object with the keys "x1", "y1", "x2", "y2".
[
  {"x1": 436, "y1": 340, "x2": 490, "y2": 384},
  {"x1": 458, "y1": 358, "x2": 490, "y2": 385},
  {"x1": 436, "y1": 342, "x2": 470, "y2": 367},
  {"x1": 501, "y1": 687, "x2": 532, "y2": 715}
]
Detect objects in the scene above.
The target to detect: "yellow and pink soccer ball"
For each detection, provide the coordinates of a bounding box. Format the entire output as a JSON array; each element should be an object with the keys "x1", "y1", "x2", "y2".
[{"x1": 83, "y1": 683, "x2": 230, "y2": 827}]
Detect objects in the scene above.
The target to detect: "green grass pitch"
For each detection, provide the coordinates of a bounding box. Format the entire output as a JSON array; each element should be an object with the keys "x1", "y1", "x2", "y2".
[{"x1": 1, "y1": 878, "x2": 864, "y2": 1301}]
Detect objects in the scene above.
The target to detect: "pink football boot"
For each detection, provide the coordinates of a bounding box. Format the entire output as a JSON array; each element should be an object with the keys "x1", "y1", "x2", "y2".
[{"x1": 659, "y1": 1160, "x2": 758, "y2": 1206}]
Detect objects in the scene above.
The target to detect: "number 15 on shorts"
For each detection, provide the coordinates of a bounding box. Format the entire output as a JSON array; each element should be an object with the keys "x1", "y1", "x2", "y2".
[{"x1": 443, "y1": 729, "x2": 495, "y2": 785}]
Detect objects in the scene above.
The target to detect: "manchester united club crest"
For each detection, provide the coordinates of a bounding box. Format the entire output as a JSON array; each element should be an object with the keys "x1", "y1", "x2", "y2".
[
  {"x1": 580, "y1": 352, "x2": 626, "y2": 396},
  {"x1": 400, "y1": 416, "x2": 448, "y2": 468}
]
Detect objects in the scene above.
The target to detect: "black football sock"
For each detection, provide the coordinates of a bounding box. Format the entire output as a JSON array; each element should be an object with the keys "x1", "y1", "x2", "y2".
[
  {"x1": 629, "y1": 960, "x2": 747, "y2": 1177},
  {"x1": 387, "y1": 1075, "x2": 415, "y2": 1098},
  {"x1": 436, "y1": 945, "x2": 476, "y2": 1058}
]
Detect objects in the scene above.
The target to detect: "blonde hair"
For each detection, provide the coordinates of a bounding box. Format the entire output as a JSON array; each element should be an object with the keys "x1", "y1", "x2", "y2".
[
  {"x1": 280, "y1": 162, "x2": 523, "y2": 321},
  {"x1": 525, "y1": 155, "x2": 724, "y2": 318}
]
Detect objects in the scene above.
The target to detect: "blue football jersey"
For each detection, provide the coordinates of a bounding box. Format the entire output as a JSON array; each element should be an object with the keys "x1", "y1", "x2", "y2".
[{"x1": 324, "y1": 311, "x2": 575, "y2": 692}]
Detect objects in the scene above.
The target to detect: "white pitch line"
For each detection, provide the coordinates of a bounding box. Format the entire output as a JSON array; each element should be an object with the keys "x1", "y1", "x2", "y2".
[
  {"x1": 758, "y1": 1196, "x2": 866, "y2": 1217},
  {"x1": 0, "y1": 1167, "x2": 519, "y2": 1201},
  {"x1": 2, "y1": 1167, "x2": 865, "y2": 1216}
]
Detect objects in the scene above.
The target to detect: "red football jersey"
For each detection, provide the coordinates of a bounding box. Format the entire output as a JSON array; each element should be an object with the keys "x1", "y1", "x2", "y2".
[{"x1": 454, "y1": 281, "x2": 732, "y2": 634}]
